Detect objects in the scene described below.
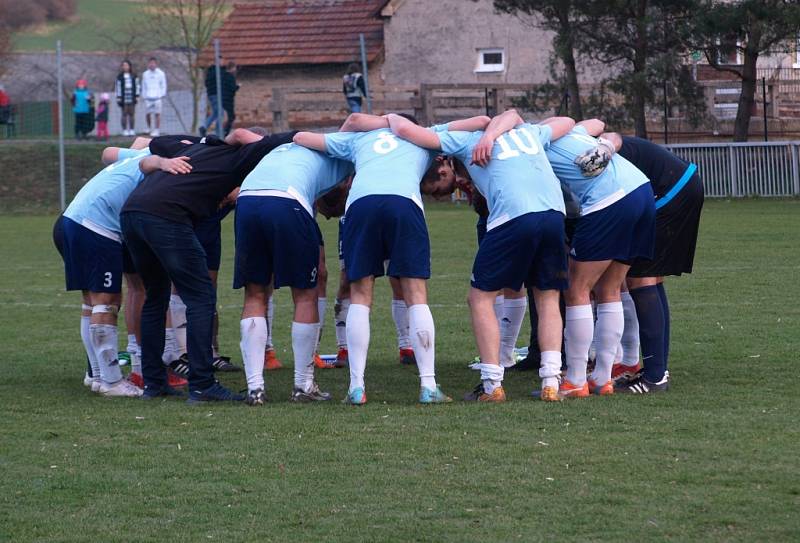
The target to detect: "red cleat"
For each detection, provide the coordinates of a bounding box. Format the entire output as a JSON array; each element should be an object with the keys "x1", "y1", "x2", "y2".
[{"x1": 264, "y1": 349, "x2": 283, "y2": 371}]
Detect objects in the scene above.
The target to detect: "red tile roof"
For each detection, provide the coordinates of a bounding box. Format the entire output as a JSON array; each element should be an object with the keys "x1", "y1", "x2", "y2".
[{"x1": 200, "y1": 0, "x2": 388, "y2": 67}]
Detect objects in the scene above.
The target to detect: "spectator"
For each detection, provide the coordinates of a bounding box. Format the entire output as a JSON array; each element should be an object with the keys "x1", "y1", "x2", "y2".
[
  {"x1": 141, "y1": 57, "x2": 167, "y2": 137},
  {"x1": 71, "y1": 79, "x2": 94, "y2": 140},
  {"x1": 0, "y1": 84, "x2": 10, "y2": 125},
  {"x1": 115, "y1": 59, "x2": 139, "y2": 136},
  {"x1": 342, "y1": 62, "x2": 366, "y2": 113},
  {"x1": 95, "y1": 92, "x2": 110, "y2": 141},
  {"x1": 200, "y1": 61, "x2": 239, "y2": 137}
]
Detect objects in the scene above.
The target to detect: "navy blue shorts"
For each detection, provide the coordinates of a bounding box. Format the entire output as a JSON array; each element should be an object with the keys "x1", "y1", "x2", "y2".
[
  {"x1": 337, "y1": 216, "x2": 346, "y2": 266},
  {"x1": 471, "y1": 211, "x2": 568, "y2": 292},
  {"x1": 233, "y1": 196, "x2": 321, "y2": 290},
  {"x1": 476, "y1": 215, "x2": 488, "y2": 245},
  {"x1": 343, "y1": 195, "x2": 431, "y2": 281},
  {"x1": 570, "y1": 183, "x2": 656, "y2": 263},
  {"x1": 61, "y1": 217, "x2": 123, "y2": 293}
]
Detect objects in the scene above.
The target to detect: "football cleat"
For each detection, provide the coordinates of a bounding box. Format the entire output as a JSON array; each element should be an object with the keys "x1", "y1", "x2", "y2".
[
  {"x1": 540, "y1": 385, "x2": 561, "y2": 402},
  {"x1": 291, "y1": 382, "x2": 332, "y2": 402},
  {"x1": 558, "y1": 379, "x2": 590, "y2": 399},
  {"x1": 615, "y1": 373, "x2": 669, "y2": 394},
  {"x1": 212, "y1": 355, "x2": 242, "y2": 372},
  {"x1": 588, "y1": 378, "x2": 614, "y2": 396},
  {"x1": 264, "y1": 349, "x2": 283, "y2": 371},
  {"x1": 168, "y1": 354, "x2": 190, "y2": 378},
  {"x1": 187, "y1": 381, "x2": 245, "y2": 404},
  {"x1": 463, "y1": 383, "x2": 506, "y2": 403},
  {"x1": 128, "y1": 371, "x2": 144, "y2": 388},
  {"x1": 167, "y1": 369, "x2": 188, "y2": 388},
  {"x1": 245, "y1": 388, "x2": 267, "y2": 406},
  {"x1": 141, "y1": 385, "x2": 185, "y2": 399},
  {"x1": 83, "y1": 372, "x2": 93, "y2": 388},
  {"x1": 100, "y1": 379, "x2": 143, "y2": 398},
  {"x1": 419, "y1": 386, "x2": 453, "y2": 404},
  {"x1": 611, "y1": 362, "x2": 642, "y2": 383},
  {"x1": 90, "y1": 379, "x2": 102, "y2": 393},
  {"x1": 334, "y1": 348, "x2": 348, "y2": 368},
  {"x1": 312, "y1": 353, "x2": 337, "y2": 370},
  {"x1": 342, "y1": 387, "x2": 367, "y2": 405},
  {"x1": 399, "y1": 348, "x2": 417, "y2": 366}
]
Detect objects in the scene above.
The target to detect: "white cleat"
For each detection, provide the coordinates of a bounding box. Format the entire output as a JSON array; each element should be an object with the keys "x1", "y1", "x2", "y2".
[
  {"x1": 90, "y1": 379, "x2": 102, "y2": 393},
  {"x1": 83, "y1": 373, "x2": 93, "y2": 388},
  {"x1": 99, "y1": 379, "x2": 143, "y2": 397}
]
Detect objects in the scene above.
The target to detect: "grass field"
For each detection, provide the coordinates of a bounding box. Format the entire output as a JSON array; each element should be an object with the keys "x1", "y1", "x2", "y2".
[{"x1": 0, "y1": 200, "x2": 799, "y2": 541}]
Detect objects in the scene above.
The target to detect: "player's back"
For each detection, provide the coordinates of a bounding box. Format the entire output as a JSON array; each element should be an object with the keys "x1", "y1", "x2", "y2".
[
  {"x1": 325, "y1": 128, "x2": 435, "y2": 209},
  {"x1": 619, "y1": 136, "x2": 690, "y2": 198},
  {"x1": 64, "y1": 149, "x2": 150, "y2": 234}
]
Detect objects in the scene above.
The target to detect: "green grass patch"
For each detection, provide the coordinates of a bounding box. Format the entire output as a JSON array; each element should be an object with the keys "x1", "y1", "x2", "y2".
[{"x1": 0, "y1": 200, "x2": 798, "y2": 541}]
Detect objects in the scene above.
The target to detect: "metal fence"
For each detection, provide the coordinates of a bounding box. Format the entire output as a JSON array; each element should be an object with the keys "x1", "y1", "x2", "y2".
[{"x1": 665, "y1": 141, "x2": 800, "y2": 197}]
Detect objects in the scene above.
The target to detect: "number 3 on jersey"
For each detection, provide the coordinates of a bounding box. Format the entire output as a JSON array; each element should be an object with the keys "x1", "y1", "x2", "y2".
[
  {"x1": 495, "y1": 127, "x2": 540, "y2": 160},
  {"x1": 373, "y1": 132, "x2": 399, "y2": 155}
]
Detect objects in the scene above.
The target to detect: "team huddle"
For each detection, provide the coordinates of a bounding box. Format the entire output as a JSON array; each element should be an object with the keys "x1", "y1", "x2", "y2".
[{"x1": 54, "y1": 108, "x2": 704, "y2": 406}]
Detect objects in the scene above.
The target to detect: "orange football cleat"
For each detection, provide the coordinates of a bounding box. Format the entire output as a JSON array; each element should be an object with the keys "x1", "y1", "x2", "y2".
[
  {"x1": 558, "y1": 379, "x2": 590, "y2": 399},
  {"x1": 588, "y1": 378, "x2": 614, "y2": 396},
  {"x1": 264, "y1": 349, "x2": 283, "y2": 371}
]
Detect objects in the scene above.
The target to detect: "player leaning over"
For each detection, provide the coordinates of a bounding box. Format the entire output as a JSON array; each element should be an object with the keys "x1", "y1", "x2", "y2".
[
  {"x1": 545, "y1": 119, "x2": 656, "y2": 398},
  {"x1": 600, "y1": 132, "x2": 704, "y2": 393},
  {"x1": 293, "y1": 112, "x2": 463, "y2": 404},
  {"x1": 56, "y1": 142, "x2": 191, "y2": 396},
  {"x1": 387, "y1": 110, "x2": 574, "y2": 401},
  {"x1": 231, "y1": 128, "x2": 353, "y2": 405}
]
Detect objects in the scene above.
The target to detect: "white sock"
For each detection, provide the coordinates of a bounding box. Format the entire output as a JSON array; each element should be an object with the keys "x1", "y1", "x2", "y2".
[
  {"x1": 162, "y1": 328, "x2": 178, "y2": 364},
  {"x1": 564, "y1": 304, "x2": 593, "y2": 386},
  {"x1": 127, "y1": 333, "x2": 141, "y2": 374},
  {"x1": 620, "y1": 291, "x2": 640, "y2": 366},
  {"x1": 346, "y1": 304, "x2": 370, "y2": 391},
  {"x1": 334, "y1": 298, "x2": 350, "y2": 348},
  {"x1": 615, "y1": 342, "x2": 624, "y2": 363},
  {"x1": 80, "y1": 312, "x2": 101, "y2": 380},
  {"x1": 293, "y1": 321, "x2": 320, "y2": 392},
  {"x1": 315, "y1": 297, "x2": 327, "y2": 352},
  {"x1": 240, "y1": 317, "x2": 267, "y2": 391},
  {"x1": 408, "y1": 304, "x2": 436, "y2": 389},
  {"x1": 539, "y1": 350, "x2": 562, "y2": 389},
  {"x1": 479, "y1": 362, "x2": 504, "y2": 394},
  {"x1": 493, "y1": 294, "x2": 505, "y2": 329},
  {"x1": 590, "y1": 302, "x2": 625, "y2": 385},
  {"x1": 500, "y1": 297, "x2": 527, "y2": 367},
  {"x1": 90, "y1": 323, "x2": 123, "y2": 384},
  {"x1": 169, "y1": 294, "x2": 187, "y2": 355},
  {"x1": 265, "y1": 295, "x2": 275, "y2": 349},
  {"x1": 391, "y1": 299, "x2": 411, "y2": 350}
]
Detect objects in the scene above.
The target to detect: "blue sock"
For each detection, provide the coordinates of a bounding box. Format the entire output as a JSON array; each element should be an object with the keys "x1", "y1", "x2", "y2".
[
  {"x1": 657, "y1": 283, "x2": 670, "y2": 371},
  {"x1": 628, "y1": 285, "x2": 666, "y2": 382}
]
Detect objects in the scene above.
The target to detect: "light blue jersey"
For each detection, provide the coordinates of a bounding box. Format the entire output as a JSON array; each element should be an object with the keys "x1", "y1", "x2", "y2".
[
  {"x1": 545, "y1": 125, "x2": 649, "y2": 215},
  {"x1": 240, "y1": 142, "x2": 353, "y2": 215},
  {"x1": 63, "y1": 150, "x2": 150, "y2": 240},
  {"x1": 439, "y1": 123, "x2": 565, "y2": 231},
  {"x1": 325, "y1": 129, "x2": 437, "y2": 209}
]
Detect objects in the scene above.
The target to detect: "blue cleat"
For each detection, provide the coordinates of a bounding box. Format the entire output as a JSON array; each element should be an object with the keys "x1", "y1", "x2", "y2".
[
  {"x1": 342, "y1": 387, "x2": 367, "y2": 405},
  {"x1": 141, "y1": 385, "x2": 185, "y2": 400},
  {"x1": 419, "y1": 386, "x2": 453, "y2": 404},
  {"x1": 186, "y1": 381, "x2": 244, "y2": 405}
]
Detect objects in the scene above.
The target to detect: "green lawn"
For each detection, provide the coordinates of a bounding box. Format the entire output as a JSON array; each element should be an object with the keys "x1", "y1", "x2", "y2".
[
  {"x1": 0, "y1": 200, "x2": 798, "y2": 541},
  {"x1": 12, "y1": 0, "x2": 144, "y2": 52}
]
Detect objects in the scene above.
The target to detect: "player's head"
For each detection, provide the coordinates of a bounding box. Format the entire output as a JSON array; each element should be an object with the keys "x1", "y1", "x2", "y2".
[
  {"x1": 316, "y1": 175, "x2": 353, "y2": 219},
  {"x1": 148, "y1": 57, "x2": 158, "y2": 70},
  {"x1": 346, "y1": 63, "x2": 359, "y2": 74},
  {"x1": 226, "y1": 61, "x2": 237, "y2": 73},
  {"x1": 120, "y1": 59, "x2": 132, "y2": 74},
  {"x1": 420, "y1": 155, "x2": 462, "y2": 198}
]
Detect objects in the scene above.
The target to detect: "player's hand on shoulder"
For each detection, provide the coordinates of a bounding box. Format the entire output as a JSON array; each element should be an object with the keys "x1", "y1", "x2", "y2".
[
  {"x1": 471, "y1": 135, "x2": 494, "y2": 167},
  {"x1": 159, "y1": 156, "x2": 192, "y2": 175}
]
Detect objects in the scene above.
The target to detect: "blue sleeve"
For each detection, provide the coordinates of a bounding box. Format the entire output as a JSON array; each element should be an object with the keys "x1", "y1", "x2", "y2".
[
  {"x1": 117, "y1": 148, "x2": 145, "y2": 161},
  {"x1": 533, "y1": 123, "x2": 552, "y2": 147},
  {"x1": 438, "y1": 130, "x2": 474, "y2": 163},
  {"x1": 573, "y1": 125, "x2": 589, "y2": 137},
  {"x1": 429, "y1": 124, "x2": 449, "y2": 134},
  {"x1": 324, "y1": 132, "x2": 356, "y2": 161}
]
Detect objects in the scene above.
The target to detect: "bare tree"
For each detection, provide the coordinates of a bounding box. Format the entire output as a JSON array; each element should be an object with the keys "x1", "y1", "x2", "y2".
[{"x1": 145, "y1": 0, "x2": 229, "y2": 132}]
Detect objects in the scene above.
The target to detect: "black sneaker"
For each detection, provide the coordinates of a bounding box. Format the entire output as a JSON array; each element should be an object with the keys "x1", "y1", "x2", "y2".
[
  {"x1": 142, "y1": 385, "x2": 185, "y2": 399},
  {"x1": 245, "y1": 388, "x2": 267, "y2": 406},
  {"x1": 168, "y1": 354, "x2": 190, "y2": 378},
  {"x1": 615, "y1": 373, "x2": 669, "y2": 394},
  {"x1": 187, "y1": 381, "x2": 245, "y2": 404},
  {"x1": 212, "y1": 355, "x2": 242, "y2": 372},
  {"x1": 290, "y1": 382, "x2": 332, "y2": 403}
]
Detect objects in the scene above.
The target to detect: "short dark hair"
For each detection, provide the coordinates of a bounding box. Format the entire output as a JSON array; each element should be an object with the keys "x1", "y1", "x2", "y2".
[
  {"x1": 149, "y1": 57, "x2": 157, "y2": 62},
  {"x1": 347, "y1": 62, "x2": 360, "y2": 74}
]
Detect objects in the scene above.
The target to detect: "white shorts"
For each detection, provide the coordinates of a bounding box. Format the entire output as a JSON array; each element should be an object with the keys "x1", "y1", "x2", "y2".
[{"x1": 144, "y1": 99, "x2": 162, "y2": 114}]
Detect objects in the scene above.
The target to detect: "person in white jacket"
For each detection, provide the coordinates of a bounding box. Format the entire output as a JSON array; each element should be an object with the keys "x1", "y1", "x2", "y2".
[{"x1": 141, "y1": 57, "x2": 167, "y2": 136}]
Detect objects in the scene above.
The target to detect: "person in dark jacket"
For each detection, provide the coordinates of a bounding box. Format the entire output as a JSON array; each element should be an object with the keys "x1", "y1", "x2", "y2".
[
  {"x1": 115, "y1": 60, "x2": 139, "y2": 136},
  {"x1": 201, "y1": 61, "x2": 240, "y2": 137}
]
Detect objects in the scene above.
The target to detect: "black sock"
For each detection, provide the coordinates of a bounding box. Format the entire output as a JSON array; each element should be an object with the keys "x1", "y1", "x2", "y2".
[{"x1": 629, "y1": 285, "x2": 666, "y2": 382}]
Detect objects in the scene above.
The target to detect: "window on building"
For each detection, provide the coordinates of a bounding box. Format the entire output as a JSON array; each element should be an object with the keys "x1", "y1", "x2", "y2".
[
  {"x1": 794, "y1": 33, "x2": 800, "y2": 68},
  {"x1": 715, "y1": 36, "x2": 742, "y2": 65},
  {"x1": 475, "y1": 48, "x2": 505, "y2": 73}
]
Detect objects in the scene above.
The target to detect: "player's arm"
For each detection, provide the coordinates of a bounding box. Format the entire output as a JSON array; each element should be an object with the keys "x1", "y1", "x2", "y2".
[
  {"x1": 293, "y1": 131, "x2": 328, "y2": 152},
  {"x1": 225, "y1": 128, "x2": 263, "y2": 146},
  {"x1": 339, "y1": 112, "x2": 389, "y2": 132},
  {"x1": 387, "y1": 113, "x2": 441, "y2": 150},
  {"x1": 138, "y1": 155, "x2": 192, "y2": 175},
  {"x1": 576, "y1": 119, "x2": 605, "y2": 137},
  {"x1": 131, "y1": 136, "x2": 151, "y2": 150},
  {"x1": 101, "y1": 137, "x2": 152, "y2": 164},
  {"x1": 600, "y1": 131, "x2": 623, "y2": 152},
  {"x1": 537, "y1": 116, "x2": 576, "y2": 141},
  {"x1": 471, "y1": 109, "x2": 526, "y2": 167},
  {"x1": 446, "y1": 115, "x2": 491, "y2": 132}
]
